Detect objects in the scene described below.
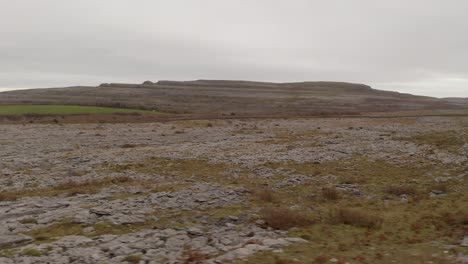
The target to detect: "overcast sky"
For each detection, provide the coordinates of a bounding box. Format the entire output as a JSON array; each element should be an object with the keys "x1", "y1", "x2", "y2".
[{"x1": 1, "y1": 1, "x2": 467, "y2": 97}]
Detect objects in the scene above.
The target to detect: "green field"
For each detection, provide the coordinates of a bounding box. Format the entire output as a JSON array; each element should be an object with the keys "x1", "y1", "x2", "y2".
[{"x1": 0, "y1": 105, "x2": 153, "y2": 115}]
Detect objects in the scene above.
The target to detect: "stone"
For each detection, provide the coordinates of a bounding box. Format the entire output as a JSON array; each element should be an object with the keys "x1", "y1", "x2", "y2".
[
  {"x1": 187, "y1": 227, "x2": 204, "y2": 236},
  {"x1": 461, "y1": 236, "x2": 468, "y2": 247},
  {"x1": 285, "y1": 237, "x2": 309, "y2": 243},
  {"x1": 165, "y1": 235, "x2": 190, "y2": 250},
  {"x1": 0, "y1": 234, "x2": 33, "y2": 247},
  {"x1": 262, "y1": 238, "x2": 289, "y2": 248},
  {"x1": 90, "y1": 208, "x2": 112, "y2": 216}
]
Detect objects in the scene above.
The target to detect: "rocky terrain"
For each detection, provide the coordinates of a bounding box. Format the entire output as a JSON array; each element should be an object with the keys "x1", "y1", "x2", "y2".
[
  {"x1": 1, "y1": 80, "x2": 465, "y2": 115},
  {"x1": 0, "y1": 116, "x2": 467, "y2": 263}
]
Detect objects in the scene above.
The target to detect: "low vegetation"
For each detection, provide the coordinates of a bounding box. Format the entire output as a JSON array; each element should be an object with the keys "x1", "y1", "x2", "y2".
[
  {"x1": 0, "y1": 176, "x2": 136, "y2": 201},
  {"x1": 0, "y1": 105, "x2": 152, "y2": 115},
  {"x1": 123, "y1": 254, "x2": 143, "y2": 264},
  {"x1": 329, "y1": 208, "x2": 383, "y2": 228},
  {"x1": 399, "y1": 130, "x2": 468, "y2": 153},
  {"x1": 20, "y1": 248, "x2": 42, "y2": 257},
  {"x1": 260, "y1": 207, "x2": 315, "y2": 230}
]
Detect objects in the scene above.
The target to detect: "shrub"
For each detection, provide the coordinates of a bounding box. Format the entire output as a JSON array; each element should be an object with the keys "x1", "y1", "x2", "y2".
[
  {"x1": 330, "y1": 208, "x2": 383, "y2": 228},
  {"x1": 123, "y1": 255, "x2": 142, "y2": 264},
  {"x1": 0, "y1": 192, "x2": 19, "y2": 202},
  {"x1": 275, "y1": 256, "x2": 294, "y2": 264},
  {"x1": 254, "y1": 188, "x2": 279, "y2": 203},
  {"x1": 121, "y1": 144, "x2": 137, "y2": 148},
  {"x1": 21, "y1": 248, "x2": 42, "y2": 257},
  {"x1": 20, "y1": 218, "x2": 38, "y2": 224},
  {"x1": 260, "y1": 207, "x2": 314, "y2": 229},
  {"x1": 428, "y1": 183, "x2": 449, "y2": 193},
  {"x1": 321, "y1": 187, "x2": 341, "y2": 201},
  {"x1": 183, "y1": 248, "x2": 211, "y2": 263}
]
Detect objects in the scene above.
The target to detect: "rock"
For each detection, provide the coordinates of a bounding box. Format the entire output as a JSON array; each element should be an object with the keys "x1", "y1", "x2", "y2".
[
  {"x1": 244, "y1": 243, "x2": 268, "y2": 251},
  {"x1": 67, "y1": 247, "x2": 106, "y2": 263},
  {"x1": 335, "y1": 184, "x2": 361, "y2": 196},
  {"x1": 83, "y1": 227, "x2": 96, "y2": 233},
  {"x1": 219, "y1": 247, "x2": 253, "y2": 260},
  {"x1": 165, "y1": 235, "x2": 190, "y2": 250},
  {"x1": 457, "y1": 253, "x2": 468, "y2": 264},
  {"x1": 285, "y1": 237, "x2": 309, "y2": 243},
  {"x1": 429, "y1": 190, "x2": 447, "y2": 198},
  {"x1": 195, "y1": 197, "x2": 209, "y2": 203},
  {"x1": 72, "y1": 210, "x2": 95, "y2": 224},
  {"x1": 255, "y1": 220, "x2": 266, "y2": 226},
  {"x1": 55, "y1": 236, "x2": 93, "y2": 247},
  {"x1": 90, "y1": 208, "x2": 112, "y2": 216},
  {"x1": 461, "y1": 236, "x2": 468, "y2": 247},
  {"x1": 262, "y1": 238, "x2": 289, "y2": 248},
  {"x1": 0, "y1": 234, "x2": 33, "y2": 247},
  {"x1": 109, "y1": 213, "x2": 145, "y2": 225},
  {"x1": 187, "y1": 227, "x2": 204, "y2": 236}
]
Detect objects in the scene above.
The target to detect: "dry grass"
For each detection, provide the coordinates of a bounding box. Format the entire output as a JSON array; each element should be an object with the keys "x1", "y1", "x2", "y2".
[
  {"x1": 0, "y1": 192, "x2": 19, "y2": 202},
  {"x1": 253, "y1": 188, "x2": 279, "y2": 203},
  {"x1": 321, "y1": 187, "x2": 341, "y2": 201},
  {"x1": 274, "y1": 256, "x2": 294, "y2": 264},
  {"x1": 399, "y1": 130, "x2": 468, "y2": 153},
  {"x1": 428, "y1": 182, "x2": 449, "y2": 193},
  {"x1": 123, "y1": 254, "x2": 142, "y2": 264},
  {"x1": 384, "y1": 185, "x2": 417, "y2": 196},
  {"x1": 121, "y1": 143, "x2": 137, "y2": 148},
  {"x1": 0, "y1": 176, "x2": 134, "y2": 201},
  {"x1": 260, "y1": 207, "x2": 315, "y2": 230},
  {"x1": 183, "y1": 248, "x2": 211, "y2": 263},
  {"x1": 330, "y1": 208, "x2": 382, "y2": 228}
]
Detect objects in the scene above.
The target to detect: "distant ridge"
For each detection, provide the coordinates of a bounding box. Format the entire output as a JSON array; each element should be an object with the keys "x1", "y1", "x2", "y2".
[{"x1": 0, "y1": 80, "x2": 466, "y2": 115}]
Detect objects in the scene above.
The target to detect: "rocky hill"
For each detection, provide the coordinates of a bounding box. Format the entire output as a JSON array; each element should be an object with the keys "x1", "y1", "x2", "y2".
[{"x1": 0, "y1": 80, "x2": 465, "y2": 115}]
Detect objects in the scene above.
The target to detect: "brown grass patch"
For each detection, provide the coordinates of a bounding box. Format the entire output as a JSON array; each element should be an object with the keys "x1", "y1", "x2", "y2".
[
  {"x1": 0, "y1": 192, "x2": 19, "y2": 202},
  {"x1": 330, "y1": 208, "x2": 383, "y2": 228},
  {"x1": 183, "y1": 248, "x2": 211, "y2": 263},
  {"x1": 260, "y1": 207, "x2": 315, "y2": 230},
  {"x1": 254, "y1": 188, "x2": 279, "y2": 203},
  {"x1": 321, "y1": 187, "x2": 341, "y2": 201},
  {"x1": 384, "y1": 185, "x2": 417, "y2": 196},
  {"x1": 121, "y1": 143, "x2": 137, "y2": 148}
]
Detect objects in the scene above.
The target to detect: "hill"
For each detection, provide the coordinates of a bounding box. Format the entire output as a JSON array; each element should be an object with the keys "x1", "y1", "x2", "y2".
[{"x1": 0, "y1": 80, "x2": 466, "y2": 115}]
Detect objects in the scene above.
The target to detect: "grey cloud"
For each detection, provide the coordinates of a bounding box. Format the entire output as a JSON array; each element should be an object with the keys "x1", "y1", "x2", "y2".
[{"x1": 0, "y1": 0, "x2": 467, "y2": 97}]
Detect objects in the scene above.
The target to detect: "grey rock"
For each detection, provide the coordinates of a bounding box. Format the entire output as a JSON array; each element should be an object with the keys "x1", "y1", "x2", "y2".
[
  {"x1": 0, "y1": 234, "x2": 33, "y2": 247},
  {"x1": 90, "y1": 208, "x2": 112, "y2": 216},
  {"x1": 187, "y1": 227, "x2": 204, "y2": 236},
  {"x1": 285, "y1": 237, "x2": 309, "y2": 243},
  {"x1": 461, "y1": 236, "x2": 468, "y2": 247},
  {"x1": 262, "y1": 238, "x2": 289, "y2": 248},
  {"x1": 165, "y1": 235, "x2": 190, "y2": 250}
]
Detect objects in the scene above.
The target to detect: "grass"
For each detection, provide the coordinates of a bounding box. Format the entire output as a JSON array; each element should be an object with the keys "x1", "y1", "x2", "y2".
[
  {"x1": 0, "y1": 105, "x2": 153, "y2": 115},
  {"x1": 0, "y1": 176, "x2": 136, "y2": 201},
  {"x1": 384, "y1": 185, "x2": 417, "y2": 196},
  {"x1": 106, "y1": 157, "x2": 254, "y2": 185},
  {"x1": 19, "y1": 218, "x2": 38, "y2": 225},
  {"x1": 260, "y1": 207, "x2": 315, "y2": 230},
  {"x1": 123, "y1": 254, "x2": 143, "y2": 264},
  {"x1": 321, "y1": 187, "x2": 341, "y2": 201},
  {"x1": 398, "y1": 130, "x2": 468, "y2": 153},
  {"x1": 26, "y1": 219, "x2": 160, "y2": 242},
  {"x1": 253, "y1": 188, "x2": 279, "y2": 204},
  {"x1": 329, "y1": 208, "x2": 383, "y2": 228},
  {"x1": 20, "y1": 248, "x2": 42, "y2": 257}
]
